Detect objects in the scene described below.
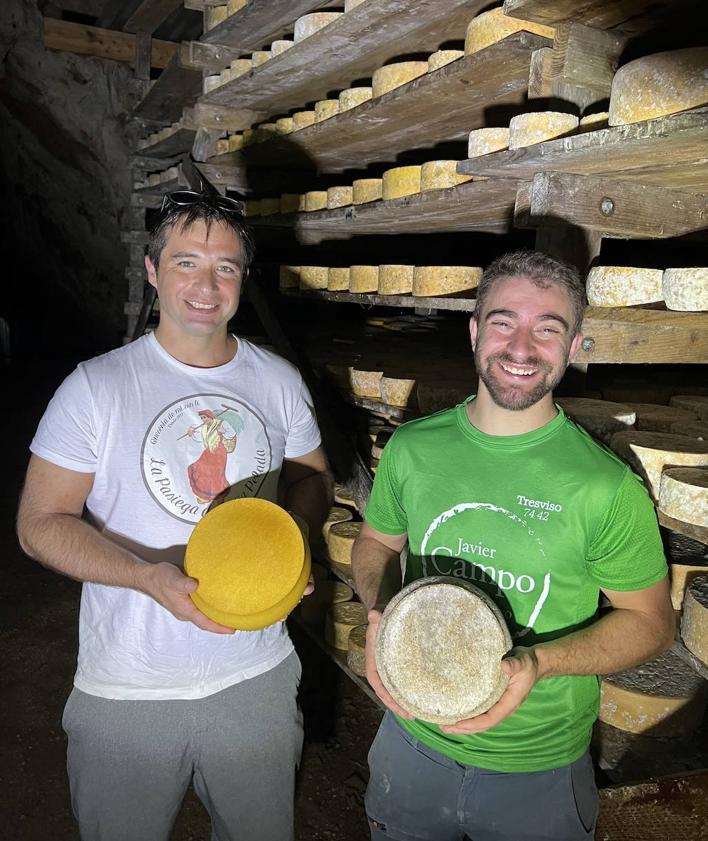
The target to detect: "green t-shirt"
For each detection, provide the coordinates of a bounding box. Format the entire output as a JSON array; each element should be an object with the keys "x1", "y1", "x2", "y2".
[{"x1": 365, "y1": 399, "x2": 667, "y2": 772}]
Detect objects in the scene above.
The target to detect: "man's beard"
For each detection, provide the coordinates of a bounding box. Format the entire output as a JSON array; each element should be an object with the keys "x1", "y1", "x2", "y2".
[{"x1": 475, "y1": 350, "x2": 566, "y2": 412}]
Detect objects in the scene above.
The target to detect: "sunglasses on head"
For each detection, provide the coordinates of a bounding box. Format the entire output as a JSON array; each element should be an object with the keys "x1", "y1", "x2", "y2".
[{"x1": 159, "y1": 190, "x2": 245, "y2": 216}]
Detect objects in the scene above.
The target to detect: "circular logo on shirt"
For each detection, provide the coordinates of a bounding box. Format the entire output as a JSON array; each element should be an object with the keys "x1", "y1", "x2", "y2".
[{"x1": 141, "y1": 394, "x2": 272, "y2": 524}]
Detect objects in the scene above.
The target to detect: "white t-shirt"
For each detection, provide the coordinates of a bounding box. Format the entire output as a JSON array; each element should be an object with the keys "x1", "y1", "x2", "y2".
[{"x1": 31, "y1": 333, "x2": 322, "y2": 700}]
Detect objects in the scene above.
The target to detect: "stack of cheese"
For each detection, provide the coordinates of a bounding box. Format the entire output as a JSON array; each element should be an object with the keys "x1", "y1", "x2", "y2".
[
  {"x1": 586, "y1": 266, "x2": 708, "y2": 311},
  {"x1": 557, "y1": 398, "x2": 636, "y2": 444},
  {"x1": 681, "y1": 573, "x2": 708, "y2": 666},
  {"x1": 665, "y1": 531, "x2": 708, "y2": 612},
  {"x1": 145, "y1": 165, "x2": 181, "y2": 188}
]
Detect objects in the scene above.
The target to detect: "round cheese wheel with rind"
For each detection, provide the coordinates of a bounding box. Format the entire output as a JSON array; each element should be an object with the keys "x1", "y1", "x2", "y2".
[
  {"x1": 557, "y1": 398, "x2": 635, "y2": 443},
  {"x1": 275, "y1": 116, "x2": 294, "y2": 134},
  {"x1": 339, "y1": 86, "x2": 372, "y2": 111},
  {"x1": 322, "y1": 506, "x2": 354, "y2": 542},
  {"x1": 378, "y1": 265, "x2": 414, "y2": 295},
  {"x1": 280, "y1": 193, "x2": 300, "y2": 214},
  {"x1": 681, "y1": 574, "x2": 708, "y2": 665},
  {"x1": 344, "y1": 0, "x2": 366, "y2": 11},
  {"x1": 327, "y1": 267, "x2": 351, "y2": 291},
  {"x1": 662, "y1": 268, "x2": 708, "y2": 312},
  {"x1": 659, "y1": 467, "x2": 708, "y2": 529},
  {"x1": 303, "y1": 191, "x2": 327, "y2": 212},
  {"x1": 334, "y1": 483, "x2": 356, "y2": 507},
  {"x1": 230, "y1": 58, "x2": 252, "y2": 78},
  {"x1": 609, "y1": 430, "x2": 708, "y2": 499},
  {"x1": 315, "y1": 99, "x2": 339, "y2": 122},
  {"x1": 671, "y1": 421, "x2": 708, "y2": 440},
  {"x1": 349, "y1": 367, "x2": 383, "y2": 398},
  {"x1": 352, "y1": 178, "x2": 382, "y2": 204},
  {"x1": 349, "y1": 265, "x2": 379, "y2": 293},
  {"x1": 599, "y1": 648, "x2": 707, "y2": 736},
  {"x1": 292, "y1": 110, "x2": 316, "y2": 130},
  {"x1": 627, "y1": 402, "x2": 697, "y2": 433},
  {"x1": 608, "y1": 48, "x2": 708, "y2": 127},
  {"x1": 327, "y1": 521, "x2": 362, "y2": 566},
  {"x1": 299, "y1": 266, "x2": 328, "y2": 289},
  {"x1": 670, "y1": 395, "x2": 708, "y2": 422},
  {"x1": 509, "y1": 112, "x2": 579, "y2": 149},
  {"x1": 375, "y1": 577, "x2": 511, "y2": 724},
  {"x1": 294, "y1": 12, "x2": 343, "y2": 41},
  {"x1": 251, "y1": 50, "x2": 271, "y2": 67},
  {"x1": 185, "y1": 499, "x2": 310, "y2": 630},
  {"x1": 347, "y1": 624, "x2": 368, "y2": 676},
  {"x1": 669, "y1": 559, "x2": 708, "y2": 611},
  {"x1": 227, "y1": 0, "x2": 246, "y2": 15},
  {"x1": 372, "y1": 61, "x2": 428, "y2": 97},
  {"x1": 428, "y1": 49, "x2": 464, "y2": 71},
  {"x1": 300, "y1": 580, "x2": 352, "y2": 625},
  {"x1": 467, "y1": 127, "x2": 510, "y2": 157},
  {"x1": 327, "y1": 186, "x2": 353, "y2": 209},
  {"x1": 420, "y1": 160, "x2": 472, "y2": 191},
  {"x1": 258, "y1": 197, "x2": 280, "y2": 216},
  {"x1": 413, "y1": 266, "x2": 481, "y2": 297},
  {"x1": 326, "y1": 601, "x2": 369, "y2": 650},
  {"x1": 579, "y1": 111, "x2": 609, "y2": 130},
  {"x1": 586, "y1": 266, "x2": 664, "y2": 307},
  {"x1": 270, "y1": 39, "x2": 293, "y2": 56},
  {"x1": 464, "y1": 7, "x2": 554, "y2": 55},
  {"x1": 380, "y1": 376, "x2": 417, "y2": 408},
  {"x1": 382, "y1": 165, "x2": 422, "y2": 200}
]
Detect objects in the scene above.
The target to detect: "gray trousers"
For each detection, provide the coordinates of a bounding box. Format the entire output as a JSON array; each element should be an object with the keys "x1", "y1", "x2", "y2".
[
  {"x1": 62, "y1": 652, "x2": 303, "y2": 841},
  {"x1": 366, "y1": 712, "x2": 598, "y2": 841}
]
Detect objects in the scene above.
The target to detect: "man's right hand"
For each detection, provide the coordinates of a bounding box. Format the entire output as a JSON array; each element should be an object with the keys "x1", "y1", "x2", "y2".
[
  {"x1": 140, "y1": 562, "x2": 235, "y2": 635},
  {"x1": 366, "y1": 609, "x2": 414, "y2": 718}
]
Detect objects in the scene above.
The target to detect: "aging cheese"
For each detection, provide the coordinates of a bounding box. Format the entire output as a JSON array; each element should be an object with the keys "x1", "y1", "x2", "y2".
[
  {"x1": 609, "y1": 431, "x2": 708, "y2": 499},
  {"x1": 270, "y1": 39, "x2": 293, "y2": 56},
  {"x1": 372, "y1": 61, "x2": 428, "y2": 97},
  {"x1": 226, "y1": 0, "x2": 246, "y2": 14},
  {"x1": 344, "y1": 0, "x2": 367, "y2": 10},
  {"x1": 299, "y1": 266, "x2": 328, "y2": 290},
  {"x1": 608, "y1": 48, "x2": 708, "y2": 126},
  {"x1": 347, "y1": 624, "x2": 368, "y2": 676},
  {"x1": 339, "y1": 86, "x2": 373, "y2": 111},
  {"x1": 300, "y1": 580, "x2": 353, "y2": 625},
  {"x1": 413, "y1": 266, "x2": 482, "y2": 297},
  {"x1": 467, "y1": 127, "x2": 510, "y2": 157},
  {"x1": 464, "y1": 7, "x2": 555, "y2": 55},
  {"x1": 349, "y1": 265, "x2": 380, "y2": 293},
  {"x1": 294, "y1": 12, "x2": 343, "y2": 41},
  {"x1": 258, "y1": 197, "x2": 280, "y2": 216},
  {"x1": 327, "y1": 267, "x2": 351, "y2": 291},
  {"x1": 599, "y1": 648, "x2": 707, "y2": 736},
  {"x1": 227, "y1": 134, "x2": 244, "y2": 152},
  {"x1": 334, "y1": 482, "x2": 356, "y2": 507},
  {"x1": 241, "y1": 128, "x2": 254, "y2": 146},
  {"x1": 428, "y1": 49, "x2": 464, "y2": 71},
  {"x1": 214, "y1": 138, "x2": 230, "y2": 155},
  {"x1": 352, "y1": 178, "x2": 383, "y2": 204},
  {"x1": 251, "y1": 50, "x2": 271, "y2": 67},
  {"x1": 327, "y1": 521, "x2": 362, "y2": 566},
  {"x1": 659, "y1": 467, "x2": 708, "y2": 529},
  {"x1": 205, "y1": 5, "x2": 228, "y2": 30},
  {"x1": 579, "y1": 111, "x2": 609, "y2": 130},
  {"x1": 662, "y1": 268, "x2": 708, "y2": 311},
  {"x1": 557, "y1": 398, "x2": 635, "y2": 444},
  {"x1": 586, "y1": 266, "x2": 664, "y2": 307},
  {"x1": 230, "y1": 58, "x2": 252, "y2": 78},
  {"x1": 203, "y1": 74, "x2": 221, "y2": 93},
  {"x1": 243, "y1": 199, "x2": 260, "y2": 217},
  {"x1": 327, "y1": 186, "x2": 353, "y2": 208},
  {"x1": 280, "y1": 193, "x2": 301, "y2": 214},
  {"x1": 315, "y1": 99, "x2": 340, "y2": 122},
  {"x1": 275, "y1": 116, "x2": 294, "y2": 134},
  {"x1": 382, "y1": 165, "x2": 422, "y2": 200},
  {"x1": 380, "y1": 376, "x2": 417, "y2": 408},
  {"x1": 670, "y1": 559, "x2": 708, "y2": 611},
  {"x1": 627, "y1": 403, "x2": 697, "y2": 433},
  {"x1": 303, "y1": 191, "x2": 328, "y2": 211},
  {"x1": 670, "y1": 395, "x2": 708, "y2": 422},
  {"x1": 279, "y1": 265, "x2": 300, "y2": 289},
  {"x1": 420, "y1": 160, "x2": 472, "y2": 191},
  {"x1": 681, "y1": 574, "x2": 708, "y2": 665},
  {"x1": 292, "y1": 110, "x2": 316, "y2": 131},
  {"x1": 349, "y1": 366, "x2": 383, "y2": 398},
  {"x1": 322, "y1": 507, "x2": 354, "y2": 542},
  {"x1": 508, "y1": 112, "x2": 579, "y2": 149},
  {"x1": 378, "y1": 265, "x2": 414, "y2": 295},
  {"x1": 326, "y1": 602, "x2": 369, "y2": 650},
  {"x1": 673, "y1": 421, "x2": 708, "y2": 440}
]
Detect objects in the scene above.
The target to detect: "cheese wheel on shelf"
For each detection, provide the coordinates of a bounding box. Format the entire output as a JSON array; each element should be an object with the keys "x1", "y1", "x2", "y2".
[
  {"x1": 322, "y1": 507, "x2": 354, "y2": 542},
  {"x1": 214, "y1": 138, "x2": 230, "y2": 155},
  {"x1": 662, "y1": 268, "x2": 708, "y2": 311},
  {"x1": 326, "y1": 601, "x2": 368, "y2": 650},
  {"x1": 672, "y1": 421, "x2": 708, "y2": 440},
  {"x1": 241, "y1": 129, "x2": 254, "y2": 146},
  {"x1": 280, "y1": 193, "x2": 300, "y2": 214},
  {"x1": 227, "y1": 0, "x2": 246, "y2": 14},
  {"x1": 315, "y1": 99, "x2": 340, "y2": 122},
  {"x1": 259, "y1": 197, "x2": 280, "y2": 216},
  {"x1": 378, "y1": 265, "x2": 414, "y2": 295},
  {"x1": 579, "y1": 111, "x2": 609, "y2": 130},
  {"x1": 205, "y1": 6, "x2": 228, "y2": 29},
  {"x1": 467, "y1": 127, "x2": 510, "y2": 158},
  {"x1": 219, "y1": 68, "x2": 234, "y2": 86},
  {"x1": 372, "y1": 61, "x2": 428, "y2": 97},
  {"x1": 557, "y1": 398, "x2": 635, "y2": 444},
  {"x1": 608, "y1": 48, "x2": 708, "y2": 126},
  {"x1": 243, "y1": 199, "x2": 260, "y2": 217},
  {"x1": 292, "y1": 110, "x2": 316, "y2": 130},
  {"x1": 586, "y1": 266, "x2": 664, "y2": 307},
  {"x1": 344, "y1": 0, "x2": 366, "y2": 10},
  {"x1": 670, "y1": 395, "x2": 708, "y2": 422},
  {"x1": 599, "y1": 648, "x2": 707, "y2": 736},
  {"x1": 275, "y1": 116, "x2": 294, "y2": 134},
  {"x1": 464, "y1": 7, "x2": 554, "y2": 55},
  {"x1": 334, "y1": 482, "x2": 356, "y2": 507},
  {"x1": 339, "y1": 86, "x2": 372, "y2": 111},
  {"x1": 352, "y1": 178, "x2": 382, "y2": 204},
  {"x1": 420, "y1": 160, "x2": 472, "y2": 191},
  {"x1": 327, "y1": 521, "x2": 362, "y2": 566},
  {"x1": 303, "y1": 191, "x2": 328, "y2": 212},
  {"x1": 300, "y1": 580, "x2": 352, "y2": 625},
  {"x1": 380, "y1": 376, "x2": 417, "y2": 408},
  {"x1": 628, "y1": 403, "x2": 697, "y2": 433},
  {"x1": 327, "y1": 186, "x2": 353, "y2": 209},
  {"x1": 347, "y1": 623, "x2": 368, "y2": 676},
  {"x1": 382, "y1": 165, "x2": 422, "y2": 200},
  {"x1": 294, "y1": 12, "x2": 343, "y2": 41},
  {"x1": 349, "y1": 265, "x2": 379, "y2": 293},
  {"x1": 203, "y1": 74, "x2": 221, "y2": 93},
  {"x1": 659, "y1": 467, "x2": 708, "y2": 529},
  {"x1": 251, "y1": 50, "x2": 271, "y2": 67},
  {"x1": 609, "y1": 431, "x2": 708, "y2": 499},
  {"x1": 299, "y1": 266, "x2": 328, "y2": 290},
  {"x1": 327, "y1": 267, "x2": 350, "y2": 291},
  {"x1": 270, "y1": 39, "x2": 293, "y2": 56},
  {"x1": 350, "y1": 367, "x2": 383, "y2": 398},
  {"x1": 681, "y1": 574, "x2": 708, "y2": 664},
  {"x1": 227, "y1": 134, "x2": 244, "y2": 152},
  {"x1": 413, "y1": 266, "x2": 481, "y2": 297},
  {"x1": 230, "y1": 58, "x2": 252, "y2": 78},
  {"x1": 508, "y1": 112, "x2": 579, "y2": 149},
  {"x1": 670, "y1": 559, "x2": 708, "y2": 611},
  {"x1": 428, "y1": 49, "x2": 464, "y2": 71}
]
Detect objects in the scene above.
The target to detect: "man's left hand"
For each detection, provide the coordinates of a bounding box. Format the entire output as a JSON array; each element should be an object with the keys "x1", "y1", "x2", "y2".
[{"x1": 440, "y1": 646, "x2": 540, "y2": 735}]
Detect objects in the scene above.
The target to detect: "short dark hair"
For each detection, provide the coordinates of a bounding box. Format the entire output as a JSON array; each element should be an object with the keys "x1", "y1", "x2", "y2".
[
  {"x1": 147, "y1": 198, "x2": 255, "y2": 274},
  {"x1": 473, "y1": 251, "x2": 587, "y2": 336}
]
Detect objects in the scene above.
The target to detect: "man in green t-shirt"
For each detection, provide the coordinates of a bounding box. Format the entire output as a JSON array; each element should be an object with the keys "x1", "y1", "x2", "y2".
[{"x1": 351, "y1": 250, "x2": 675, "y2": 841}]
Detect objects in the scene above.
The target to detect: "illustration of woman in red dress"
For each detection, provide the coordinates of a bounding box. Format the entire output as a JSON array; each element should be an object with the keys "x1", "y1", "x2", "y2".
[{"x1": 186, "y1": 408, "x2": 244, "y2": 504}]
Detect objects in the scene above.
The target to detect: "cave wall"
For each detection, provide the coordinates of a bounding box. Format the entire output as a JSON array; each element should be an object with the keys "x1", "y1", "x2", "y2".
[{"x1": 0, "y1": 0, "x2": 141, "y2": 359}]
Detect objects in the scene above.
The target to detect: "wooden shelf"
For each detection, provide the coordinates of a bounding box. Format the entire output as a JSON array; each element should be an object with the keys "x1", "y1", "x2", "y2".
[
  {"x1": 503, "y1": 0, "x2": 671, "y2": 30},
  {"x1": 137, "y1": 126, "x2": 197, "y2": 159},
  {"x1": 281, "y1": 287, "x2": 477, "y2": 313},
  {"x1": 199, "y1": 0, "x2": 497, "y2": 121},
  {"x1": 659, "y1": 511, "x2": 708, "y2": 547},
  {"x1": 211, "y1": 32, "x2": 547, "y2": 172},
  {"x1": 458, "y1": 109, "x2": 708, "y2": 192},
  {"x1": 133, "y1": 46, "x2": 203, "y2": 124}
]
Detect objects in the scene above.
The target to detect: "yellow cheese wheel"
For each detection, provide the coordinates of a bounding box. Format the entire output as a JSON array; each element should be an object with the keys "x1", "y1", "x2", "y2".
[
  {"x1": 322, "y1": 506, "x2": 354, "y2": 542},
  {"x1": 325, "y1": 601, "x2": 369, "y2": 650},
  {"x1": 303, "y1": 191, "x2": 328, "y2": 212},
  {"x1": 557, "y1": 398, "x2": 636, "y2": 444},
  {"x1": 352, "y1": 178, "x2": 382, "y2": 204},
  {"x1": 299, "y1": 266, "x2": 328, "y2": 290},
  {"x1": 279, "y1": 194, "x2": 301, "y2": 214},
  {"x1": 467, "y1": 127, "x2": 510, "y2": 157},
  {"x1": 315, "y1": 99, "x2": 340, "y2": 122},
  {"x1": 279, "y1": 265, "x2": 300, "y2": 289},
  {"x1": 251, "y1": 50, "x2": 271, "y2": 67},
  {"x1": 508, "y1": 112, "x2": 579, "y2": 149},
  {"x1": 292, "y1": 110, "x2": 316, "y2": 130},
  {"x1": 230, "y1": 58, "x2": 252, "y2": 78},
  {"x1": 420, "y1": 160, "x2": 472, "y2": 191},
  {"x1": 464, "y1": 7, "x2": 554, "y2": 55},
  {"x1": 670, "y1": 396, "x2": 708, "y2": 422},
  {"x1": 349, "y1": 265, "x2": 379, "y2": 293},
  {"x1": 670, "y1": 560, "x2": 708, "y2": 611},
  {"x1": 380, "y1": 376, "x2": 417, "y2": 408},
  {"x1": 586, "y1": 266, "x2": 664, "y2": 307},
  {"x1": 327, "y1": 521, "x2": 362, "y2": 565},
  {"x1": 259, "y1": 197, "x2": 280, "y2": 216},
  {"x1": 382, "y1": 165, "x2": 422, "y2": 200},
  {"x1": 327, "y1": 267, "x2": 351, "y2": 291},
  {"x1": 662, "y1": 268, "x2": 708, "y2": 312},
  {"x1": 214, "y1": 138, "x2": 230, "y2": 155},
  {"x1": 227, "y1": 0, "x2": 246, "y2": 14},
  {"x1": 203, "y1": 74, "x2": 221, "y2": 93},
  {"x1": 339, "y1": 86, "x2": 373, "y2": 111},
  {"x1": 253, "y1": 123, "x2": 277, "y2": 144},
  {"x1": 300, "y1": 580, "x2": 352, "y2": 625},
  {"x1": 184, "y1": 499, "x2": 310, "y2": 630},
  {"x1": 378, "y1": 265, "x2": 414, "y2": 295},
  {"x1": 413, "y1": 266, "x2": 482, "y2": 297},
  {"x1": 659, "y1": 467, "x2": 708, "y2": 529},
  {"x1": 275, "y1": 116, "x2": 294, "y2": 134},
  {"x1": 270, "y1": 39, "x2": 293, "y2": 56},
  {"x1": 241, "y1": 128, "x2": 254, "y2": 146},
  {"x1": 227, "y1": 134, "x2": 244, "y2": 152},
  {"x1": 327, "y1": 186, "x2": 353, "y2": 208},
  {"x1": 244, "y1": 199, "x2": 260, "y2": 217},
  {"x1": 294, "y1": 12, "x2": 343, "y2": 41},
  {"x1": 681, "y1": 574, "x2": 708, "y2": 665},
  {"x1": 349, "y1": 366, "x2": 383, "y2": 397},
  {"x1": 608, "y1": 48, "x2": 708, "y2": 127},
  {"x1": 428, "y1": 49, "x2": 464, "y2": 71},
  {"x1": 372, "y1": 61, "x2": 428, "y2": 97},
  {"x1": 205, "y1": 5, "x2": 228, "y2": 30},
  {"x1": 347, "y1": 623, "x2": 368, "y2": 676},
  {"x1": 579, "y1": 111, "x2": 609, "y2": 130}
]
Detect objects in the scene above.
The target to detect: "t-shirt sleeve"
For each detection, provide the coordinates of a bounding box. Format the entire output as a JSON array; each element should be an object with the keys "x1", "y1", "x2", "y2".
[
  {"x1": 586, "y1": 467, "x2": 668, "y2": 591},
  {"x1": 364, "y1": 434, "x2": 408, "y2": 535},
  {"x1": 283, "y1": 376, "x2": 322, "y2": 458},
  {"x1": 30, "y1": 365, "x2": 98, "y2": 473}
]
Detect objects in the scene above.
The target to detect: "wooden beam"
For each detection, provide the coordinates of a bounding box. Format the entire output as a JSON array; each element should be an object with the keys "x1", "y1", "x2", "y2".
[
  {"x1": 182, "y1": 41, "x2": 243, "y2": 74},
  {"x1": 42, "y1": 17, "x2": 177, "y2": 69},
  {"x1": 502, "y1": 0, "x2": 667, "y2": 30},
  {"x1": 134, "y1": 29, "x2": 152, "y2": 80},
  {"x1": 132, "y1": 45, "x2": 202, "y2": 123},
  {"x1": 124, "y1": 0, "x2": 184, "y2": 34}
]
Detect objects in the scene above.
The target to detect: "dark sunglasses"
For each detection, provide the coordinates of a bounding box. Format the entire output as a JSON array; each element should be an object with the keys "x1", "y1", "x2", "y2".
[{"x1": 159, "y1": 190, "x2": 245, "y2": 216}]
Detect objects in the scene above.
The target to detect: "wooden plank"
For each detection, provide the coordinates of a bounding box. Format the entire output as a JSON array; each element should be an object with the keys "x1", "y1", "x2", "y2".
[
  {"x1": 213, "y1": 32, "x2": 547, "y2": 171},
  {"x1": 124, "y1": 0, "x2": 183, "y2": 34},
  {"x1": 134, "y1": 30, "x2": 152, "y2": 80},
  {"x1": 659, "y1": 511, "x2": 708, "y2": 547},
  {"x1": 200, "y1": 0, "x2": 494, "y2": 116},
  {"x1": 195, "y1": 161, "x2": 316, "y2": 194},
  {"x1": 42, "y1": 17, "x2": 177, "y2": 69},
  {"x1": 458, "y1": 109, "x2": 708, "y2": 191},
  {"x1": 133, "y1": 45, "x2": 203, "y2": 123},
  {"x1": 577, "y1": 308, "x2": 708, "y2": 364},
  {"x1": 502, "y1": 0, "x2": 670, "y2": 30},
  {"x1": 281, "y1": 288, "x2": 477, "y2": 313},
  {"x1": 137, "y1": 126, "x2": 197, "y2": 158},
  {"x1": 526, "y1": 172, "x2": 708, "y2": 239},
  {"x1": 182, "y1": 41, "x2": 244, "y2": 74}
]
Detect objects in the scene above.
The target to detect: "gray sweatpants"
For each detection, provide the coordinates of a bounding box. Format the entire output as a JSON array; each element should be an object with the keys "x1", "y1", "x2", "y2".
[
  {"x1": 365, "y1": 712, "x2": 598, "y2": 841},
  {"x1": 62, "y1": 652, "x2": 303, "y2": 841}
]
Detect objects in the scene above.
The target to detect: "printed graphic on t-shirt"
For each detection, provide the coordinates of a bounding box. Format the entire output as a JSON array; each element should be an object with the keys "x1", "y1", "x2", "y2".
[
  {"x1": 419, "y1": 502, "x2": 551, "y2": 638},
  {"x1": 141, "y1": 394, "x2": 272, "y2": 523}
]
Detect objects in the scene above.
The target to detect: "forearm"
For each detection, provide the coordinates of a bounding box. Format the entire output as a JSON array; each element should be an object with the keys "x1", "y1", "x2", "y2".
[{"x1": 351, "y1": 535, "x2": 403, "y2": 609}]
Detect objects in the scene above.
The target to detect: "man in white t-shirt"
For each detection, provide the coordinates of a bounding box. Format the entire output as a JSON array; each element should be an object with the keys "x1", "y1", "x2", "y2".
[{"x1": 17, "y1": 191, "x2": 332, "y2": 841}]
